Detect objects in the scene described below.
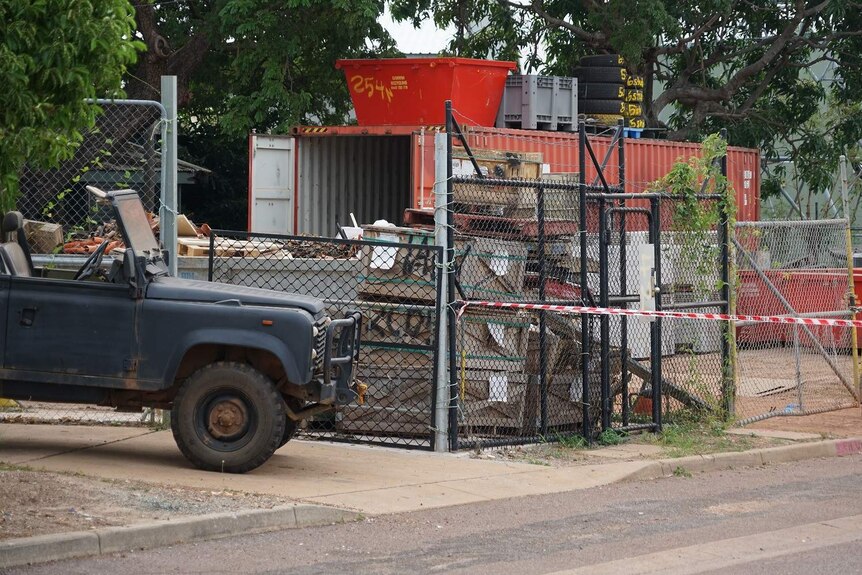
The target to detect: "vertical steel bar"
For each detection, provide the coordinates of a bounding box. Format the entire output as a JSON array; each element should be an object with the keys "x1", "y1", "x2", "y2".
[
  {"x1": 650, "y1": 197, "x2": 663, "y2": 430},
  {"x1": 599, "y1": 195, "x2": 611, "y2": 431},
  {"x1": 207, "y1": 233, "x2": 215, "y2": 282},
  {"x1": 793, "y1": 324, "x2": 803, "y2": 411},
  {"x1": 537, "y1": 183, "x2": 549, "y2": 436},
  {"x1": 445, "y1": 101, "x2": 459, "y2": 450},
  {"x1": 719, "y1": 129, "x2": 734, "y2": 416},
  {"x1": 579, "y1": 125, "x2": 592, "y2": 442},
  {"x1": 617, "y1": 121, "x2": 629, "y2": 427}
]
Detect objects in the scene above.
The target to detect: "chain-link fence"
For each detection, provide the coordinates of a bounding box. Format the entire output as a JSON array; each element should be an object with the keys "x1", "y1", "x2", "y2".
[
  {"x1": 209, "y1": 229, "x2": 444, "y2": 449},
  {"x1": 0, "y1": 100, "x2": 167, "y2": 427},
  {"x1": 445, "y1": 108, "x2": 734, "y2": 447},
  {"x1": 658, "y1": 197, "x2": 730, "y2": 420},
  {"x1": 16, "y1": 100, "x2": 165, "y2": 254},
  {"x1": 732, "y1": 219, "x2": 860, "y2": 424}
]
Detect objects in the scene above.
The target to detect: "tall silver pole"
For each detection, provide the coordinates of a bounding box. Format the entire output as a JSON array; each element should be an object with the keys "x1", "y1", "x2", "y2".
[
  {"x1": 840, "y1": 155, "x2": 861, "y2": 402},
  {"x1": 434, "y1": 132, "x2": 450, "y2": 452},
  {"x1": 160, "y1": 76, "x2": 178, "y2": 276}
]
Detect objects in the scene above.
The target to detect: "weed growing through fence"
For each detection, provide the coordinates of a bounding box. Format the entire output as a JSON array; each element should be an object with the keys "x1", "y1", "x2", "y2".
[
  {"x1": 597, "y1": 428, "x2": 627, "y2": 446},
  {"x1": 652, "y1": 133, "x2": 735, "y2": 296},
  {"x1": 648, "y1": 409, "x2": 752, "y2": 457},
  {"x1": 552, "y1": 433, "x2": 588, "y2": 449}
]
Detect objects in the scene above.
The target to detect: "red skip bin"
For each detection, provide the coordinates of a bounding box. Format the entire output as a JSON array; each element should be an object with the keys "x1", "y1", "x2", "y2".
[{"x1": 336, "y1": 57, "x2": 517, "y2": 127}]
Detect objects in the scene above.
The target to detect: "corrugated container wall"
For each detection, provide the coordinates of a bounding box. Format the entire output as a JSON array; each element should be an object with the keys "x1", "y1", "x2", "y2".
[
  {"x1": 297, "y1": 135, "x2": 410, "y2": 235},
  {"x1": 249, "y1": 126, "x2": 759, "y2": 236},
  {"x1": 249, "y1": 132, "x2": 412, "y2": 236},
  {"x1": 416, "y1": 126, "x2": 759, "y2": 222}
]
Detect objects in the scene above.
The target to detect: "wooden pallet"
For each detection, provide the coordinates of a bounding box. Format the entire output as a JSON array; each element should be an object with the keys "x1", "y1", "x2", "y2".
[
  {"x1": 177, "y1": 237, "x2": 284, "y2": 257},
  {"x1": 453, "y1": 213, "x2": 580, "y2": 239}
]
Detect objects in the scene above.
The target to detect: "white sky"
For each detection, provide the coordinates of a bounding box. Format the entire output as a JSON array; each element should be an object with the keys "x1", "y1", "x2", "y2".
[{"x1": 379, "y1": 7, "x2": 454, "y2": 54}]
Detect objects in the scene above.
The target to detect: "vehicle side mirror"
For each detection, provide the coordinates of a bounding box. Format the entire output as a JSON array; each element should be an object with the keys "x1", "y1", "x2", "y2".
[{"x1": 162, "y1": 249, "x2": 170, "y2": 267}]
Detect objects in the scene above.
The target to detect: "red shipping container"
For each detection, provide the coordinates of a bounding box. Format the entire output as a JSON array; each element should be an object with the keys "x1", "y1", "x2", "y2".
[
  {"x1": 248, "y1": 126, "x2": 760, "y2": 236},
  {"x1": 429, "y1": 126, "x2": 760, "y2": 223},
  {"x1": 335, "y1": 58, "x2": 516, "y2": 127}
]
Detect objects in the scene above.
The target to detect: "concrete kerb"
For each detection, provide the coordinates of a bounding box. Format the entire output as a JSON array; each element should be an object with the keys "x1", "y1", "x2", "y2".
[
  {"x1": 621, "y1": 437, "x2": 862, "y2": 481},
  {"x1": 0, "y1": 504, "x2": 359, "y2": 570}
]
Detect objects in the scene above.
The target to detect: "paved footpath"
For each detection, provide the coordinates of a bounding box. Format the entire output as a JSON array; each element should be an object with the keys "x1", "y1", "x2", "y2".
[{"x1": 1, "y1": 422, "x2": 861, "y2": 568}]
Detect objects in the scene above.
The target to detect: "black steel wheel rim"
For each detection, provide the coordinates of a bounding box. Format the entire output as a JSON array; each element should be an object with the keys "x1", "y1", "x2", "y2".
[{"x1": 194, "y1": 389, "x2": 258, "y2": 452}]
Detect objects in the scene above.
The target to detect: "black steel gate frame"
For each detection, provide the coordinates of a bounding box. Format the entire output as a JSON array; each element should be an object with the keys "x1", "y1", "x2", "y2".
[
  {"x1": 444, "y1": 104, "x2": 733, "y2": 448},
  {"x1": 443, "y1": 102, "x2": 669, "y2": 448}
]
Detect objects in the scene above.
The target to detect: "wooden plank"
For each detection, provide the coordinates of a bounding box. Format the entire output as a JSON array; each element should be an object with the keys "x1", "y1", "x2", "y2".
[
  {"x1": 359, "y1": 225, "x2": 438, "y2": 303},
  {"x1": 456, "y1": 236, "x2": 528, "y2": 300},
  {"x1": 360, "y1": 302, "x2": 435, "y2": 347},
  {"x1": 458, "y1": 371, "x2": 530, "y2": 430},
  {"x1": 176, "y1": 214, "x2": 198, "y2": 237},
  {"x1": 459, "y1": 308, "x2": 530, "y2": 372}
]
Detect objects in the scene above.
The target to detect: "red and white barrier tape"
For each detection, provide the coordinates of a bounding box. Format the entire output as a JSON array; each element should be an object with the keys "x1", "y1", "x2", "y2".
[{"x1": 457, "y1": 301, "x2": 862, "y2": 328}]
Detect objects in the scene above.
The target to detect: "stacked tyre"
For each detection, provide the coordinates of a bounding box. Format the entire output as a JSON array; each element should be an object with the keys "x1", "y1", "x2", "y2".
[{"x1": 575, "y1": 54, "x2": 645, "y2": 129}]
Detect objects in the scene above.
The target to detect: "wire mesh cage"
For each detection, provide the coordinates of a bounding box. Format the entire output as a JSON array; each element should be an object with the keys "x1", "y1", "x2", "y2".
[
  {"x1": 209, "y1": 230, "x2": 444, "y2": 448},
  {"x1": 17, "y1": 102, "x2": 165, "y2": 242}
]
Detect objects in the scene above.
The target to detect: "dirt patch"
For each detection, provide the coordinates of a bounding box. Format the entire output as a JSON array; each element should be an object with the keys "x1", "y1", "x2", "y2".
[{"x1": 0, "y1": 466, "x2": 293, "y2": 541}]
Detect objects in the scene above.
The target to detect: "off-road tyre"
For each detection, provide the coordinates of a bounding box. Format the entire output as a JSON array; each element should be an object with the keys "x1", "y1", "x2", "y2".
[
  {"x1": 578, "y1": 83, "x2": 625, "y2": 100},
  {"x1": 626, "y1": 75, "x2": 645, "y2": 89},
  {"x1": 580, "y1": 54, "x2": 625, "y2": 67},
  {"x1": 279, "y1": 396, "x2": 303, "y2": 447},
  {"x1": 584, "y1": 113, "x2": 624, "y2": 127},
  {"x1": 574, "y1": 66, "x2": 627, "y2": 84},
  {"x1": 624, "y1": 89, "x2": 644, "y2": 103},
  {"x1": 580, "y1": 98, "x2": 627, "y2": 115},
  {"x1": 171, "y1": 361, "x2": 286, "y2": 473},
  {"x1": 623, "y1": 102, "x2": 644, "y2": 117}
]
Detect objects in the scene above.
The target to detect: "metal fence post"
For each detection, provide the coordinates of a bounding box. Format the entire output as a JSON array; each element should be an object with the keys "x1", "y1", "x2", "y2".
[
  {"x1": 650, "y1": 196, "x2": 663, "y2": 431},
  {"x1": 537, "y1": 182, "x2": 549, "y2": 437},
  {"x1": 445, "y1": 101, "x2": 459, "y2": 451},
  {"x1": 434, "y1": 132, "x2": 451, "y2": 452},
  {"x1": 718, "y1": 128, "x2": 733, "y2": 416},
  {"x1": 599, "y1": 195, "x2": 610, "y2": 431},
  {"x1": 160, "y1": 76, "x2": 178, "y2": 277},
  {"x1": 840, "y1": 155, "x2": 861, "y2": 401},
  {"x1": 578, "y1": 124, "x2": 592, "y2": 442}
]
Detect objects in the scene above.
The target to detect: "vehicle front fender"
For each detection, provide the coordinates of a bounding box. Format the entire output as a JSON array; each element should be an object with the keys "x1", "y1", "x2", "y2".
[{"x1": 162, "y1": 328, "x2": 304, "y2": 388}]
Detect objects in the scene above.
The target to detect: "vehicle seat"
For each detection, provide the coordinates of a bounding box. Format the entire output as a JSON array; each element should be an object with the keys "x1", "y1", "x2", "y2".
[{"x1": 0, "y1": 212, "x2": 33, "y2": 277}]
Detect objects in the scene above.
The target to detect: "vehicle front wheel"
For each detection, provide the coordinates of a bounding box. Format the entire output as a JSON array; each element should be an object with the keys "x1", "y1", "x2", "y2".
[{"x1": 171, "y1": 362, "x2": 286, "y2": 473}]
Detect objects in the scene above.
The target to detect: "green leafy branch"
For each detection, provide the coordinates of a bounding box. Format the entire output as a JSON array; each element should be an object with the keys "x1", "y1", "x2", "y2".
[{"x1": 651, "y1": 134, "x2": 736, "y2": 296}]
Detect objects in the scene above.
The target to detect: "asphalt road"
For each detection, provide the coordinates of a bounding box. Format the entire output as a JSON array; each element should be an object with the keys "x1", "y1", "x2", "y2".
[{"x1": 9, "y1": 454, "x2": 862, "y2": 575}]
